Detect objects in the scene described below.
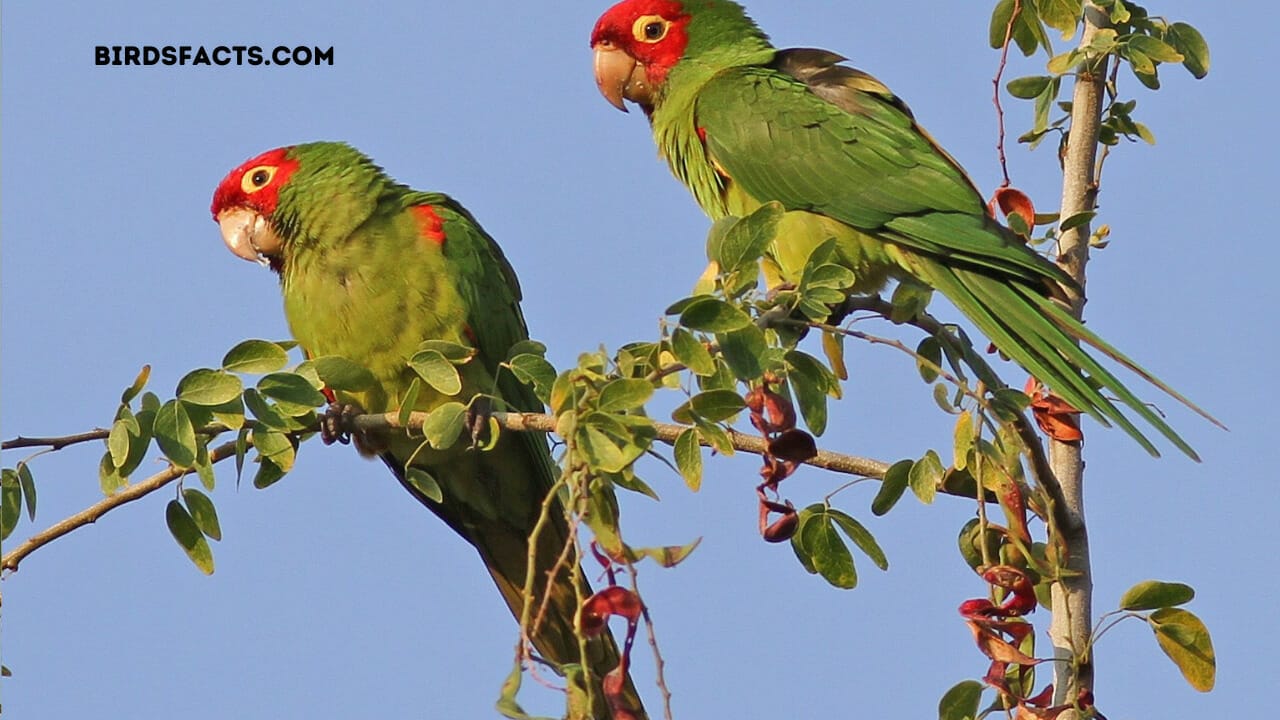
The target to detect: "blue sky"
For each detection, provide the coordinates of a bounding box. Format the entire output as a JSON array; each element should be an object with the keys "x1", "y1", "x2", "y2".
[{"x1": 1, "y1": 1, "x2": 1274, "y2": 717}]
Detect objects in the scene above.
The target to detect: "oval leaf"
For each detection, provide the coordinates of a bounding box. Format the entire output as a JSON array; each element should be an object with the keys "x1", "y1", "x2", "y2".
[
  {"x1": 1150, "y1": 607, "x2": 1215, "y2": 692},
  {"x1": 671, "y1": 328, "x2": 716, "y2": 377},
  {"x1": 938, "y1": 679, "x2": 985, "y2": 720},
  {"x1": 679, "y1": 298, "x2": 752, "y2": 333},
  {"x1": 177, "y1": 369, "x2": 244, "y2": 407},
  {"x1": 182, "y1": 488, "x2": 222, "y2": 541},
  {"x1": 674, "y1": 427, "x2": 703, "y2": 491},
  {"x1": 423, "y1": 402, "x2": 467, "y2": 450},
  {"x1": 309, "y1": 355, "x2": 377, "y2": 391},
  {"x1": 154, "y1": 399, "x2": 198, "y2": 468},
  {"x1": 1121, "y1": 580, "x2": 1195, "y2": 611},
  {"x1": 258, "y1": 372, "x2": 327, "y2": 413},
  {"x1": 872, "y1": 459, "x2": 913, "y2": 516},
  {"x1": 405, "y1": 467, "x2": 444, "y2": 504},
  {"x1": 165, "y1": 500, "x2": 214, "y2": 574},
  {"x1": 222, "y1": 340, "x2": 290, "y2": 374},
  {"x1": 597, "y1": 378, "x2": 655, "y2": 413},
  {"x1": 410, "y1": 349, "x2": 463, "y2": 396}
]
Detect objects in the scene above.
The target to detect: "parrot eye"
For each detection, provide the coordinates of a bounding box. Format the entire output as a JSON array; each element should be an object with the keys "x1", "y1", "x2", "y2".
[
  {"x1": 632, "y1": 15, "x2": 669, "y2": 43},
  {"x1": 240, "y1": 165, "x2": 278, "y2": 194}
]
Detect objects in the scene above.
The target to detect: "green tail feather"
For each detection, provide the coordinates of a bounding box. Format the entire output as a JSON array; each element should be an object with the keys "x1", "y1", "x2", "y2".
[{"x1": 914, "y1": 256, "x2": 1208, "y2": 460}]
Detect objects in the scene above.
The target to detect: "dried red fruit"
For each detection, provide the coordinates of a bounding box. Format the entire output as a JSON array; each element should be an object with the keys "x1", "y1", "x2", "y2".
[
  {"x1": 321, "y1": 386, "x2": 337, "y2": 405},
  {"x1": 579, "y1": 586, "x2": 644, "y2": 637},
  {"x1": 769, "y1": 428, "x2": 818, "y2": 463},
  {"x1": 989, "y1": 186, "x2": 1036, "y2": 240},
  {"x1": 758, "y1": 495, "x2": 799, "y2": 542},
  {"x1": 983, "y1": 564, "x2": 1038, "y2": 617},
  {"x1": 1025, "y1": 378, "x2": 1083, "y2": 443}
]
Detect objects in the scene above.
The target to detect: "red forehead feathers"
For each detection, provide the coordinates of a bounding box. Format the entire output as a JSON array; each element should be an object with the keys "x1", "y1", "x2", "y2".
[
  {"x1": 210, "y1": 146, "x2": 301, "y2": 219},
  {"x1": 592, "y1": 0, "x2": 690, "y2": 84}
]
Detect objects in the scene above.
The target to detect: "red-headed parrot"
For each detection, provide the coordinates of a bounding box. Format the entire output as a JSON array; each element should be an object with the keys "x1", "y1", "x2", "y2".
[
  {"x1": 211, "y1": 142, "x2": 642, "y2": 717},
  {"x1": 590, "y1": 0, "x2": 1219, "y2": 458}
]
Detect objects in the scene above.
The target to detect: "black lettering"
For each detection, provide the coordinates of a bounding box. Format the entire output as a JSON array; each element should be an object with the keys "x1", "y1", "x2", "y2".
[
  {"x1": 179, "y1": 46, "x2": 192, "y2": 64},
  {"x1": 161, "y1": 46, "x2": 177, "y2": 65},
  {"x1": 273, "y1": 46, "x2": 291, "y2": 65},
  {"x1": 124, "y1": 46, "x2": 140, "y2": 65},
  {"x1": 314, "y1": 46, "x2": 334, "y2": 65},
  {"x1": 142, "y1": 46, "x2": 158, "y2": 64},
  {"x1": 247, "y1": 46, "x2": 263, "y2": 65},
  {"x1": 213, "y1": 46, "x2": 230, "y2": 65},
  {"x1": 95, "y1": 46, "x2": 110, "y2": 65},
  {"x1": 193, "y1": 47, "x2": 211, "y2": 65}
]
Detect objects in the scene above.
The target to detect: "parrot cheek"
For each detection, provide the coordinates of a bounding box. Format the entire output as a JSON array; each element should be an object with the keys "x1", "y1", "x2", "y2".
[
  {"x1": 217, "y1": 207, "x2": 284, "y2": 266},
  {"x1": 593, "y1": 43, "x2": 653, "y2": 112}
]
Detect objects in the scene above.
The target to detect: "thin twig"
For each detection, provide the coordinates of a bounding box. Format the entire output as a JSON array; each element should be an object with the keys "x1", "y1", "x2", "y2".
[
  {"x1": 1, "y1": 439, "x2": 246, "y2": 573},
  {"x1": 993, "y1": 0, "x2": 1023, "y2": 187}
]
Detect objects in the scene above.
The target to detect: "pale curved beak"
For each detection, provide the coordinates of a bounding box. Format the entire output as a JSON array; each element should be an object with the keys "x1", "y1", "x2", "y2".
[
  {"x1": 593, "y1": 41, "x2": 651, "y2": 113},
  {"x1": 217, "y1": 207, "x2": 284, "y2": 266}
]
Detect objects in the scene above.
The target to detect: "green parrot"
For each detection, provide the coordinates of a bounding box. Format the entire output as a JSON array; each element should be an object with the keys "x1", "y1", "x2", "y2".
[
  {"x1": 590, "y1": 0, "x2": 1220, "y2": 458},
  {"x1": 211, "y1": 141, "x2": 642, "y2": 718}
]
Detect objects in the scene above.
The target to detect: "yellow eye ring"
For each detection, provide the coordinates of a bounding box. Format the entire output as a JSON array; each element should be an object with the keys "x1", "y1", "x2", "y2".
[
  {"x1": 632, "y1": 15, "x2": 669, "y2": 43},
  {"x1": 240, "y1": 165, "x2": 277, "y2": 194}
]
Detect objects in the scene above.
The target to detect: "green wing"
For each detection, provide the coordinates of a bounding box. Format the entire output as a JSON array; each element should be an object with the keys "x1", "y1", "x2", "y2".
[{"x1": 692, "y1": 62, "x2": 1217, "y2": 458}]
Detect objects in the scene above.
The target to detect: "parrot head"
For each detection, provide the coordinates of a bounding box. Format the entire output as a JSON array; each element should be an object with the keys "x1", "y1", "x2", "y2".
[
  {"x1": 211, "y1": 141, "x2": 389, "y2": 272},
  {"x1": 590, "y1": 0, "x2": 770, "y2": 114}
]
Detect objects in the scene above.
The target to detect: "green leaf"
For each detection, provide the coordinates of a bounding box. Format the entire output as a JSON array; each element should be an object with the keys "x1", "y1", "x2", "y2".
[
  {"x1": 1039, "y1": 0, "x2": 1082, "y2": 37},
  {"x1": 121, "y1": 364, "x2": 151, "y2": 403},
  {"x1": 309, "y1": 355, "x2": 377, "y2": 392},
  {"x1": 786, "y1": 350, "x2": 837, "y2": 436},
  {"x1": 671, "y1": 328, "x2": 715, "y2": 377},
  {"x1": 99, "y1": 452, "x2": 126, "y2": 496},
  {"x1": 938, "y1": 679, "x2": 985, "y2": 720},
  {"x1": 1, "y1": 470, "x2": 21, "y2": 541},
  {"x1": 577, "y1": 424, "x2": 631, "y2": 474},
  {"x1": 1166, "y1": 22, "x2": 1209, "y2": 78},
  {"x1": 1047, "y1": 49, "x2": 1083, "y2": 74},
  {"x1": 398, "y1": 377, "x2": 423, "y2": 427},
  {"x1": 872, "y1": 459, "x2": 913, "y2": 516},
  {"x1": 166, "y1": 499, "x2": 214, "y2": 574},
  {"x1": 672, "y1": 389, "x2": 745, "y2": 424},
  {"x1": 154, "y1": 399, "x2": 198, "y2": 469},
  {"x1": 680, "y1": 297, "x2": 753, "y2": 333},
  {"x1": 405, "y1": 467, "x2": 444, "y2": 504},
  {"x1": 257, "y1": 372, "x2": 327, "y2": 414},
  {"x1": 989, "y1": 0, "x2": 1017, "y2": 49},
  {"x1": 909, "y1": 450, "x2": 943, "y2": 504},
  {"x1": 251, "y1": 430, "x2": 296, "y2": 473},
  {"x1": 1128, "y1": 34, "x2": 1183, "y2": 63},
  {"x1": 716, "y1": 324, "x2": 767, "y2": 381},
  {"x1": 505, "y1": 339, "x2": 547, "y2": 360},
  {"x1": 674, "y1": 427, "x2": 703, "y2": 491},
  {"x1": 108, "y1": 415, "x2": 133, "y2": 468},
  {"x1": 1059, "y1": 210, "x2": 1096, "y2": 231},
  {"x1": 715, "y1": 201, "x2": 783, "y2": 274},
  {"x1": 1150, "y1": 608, "x2": 1215, "y2": 691},
  {"x1": 800, "y1": 509, "x2": 857, "y2": 589},
  {"x1": 695, "y1": 419, "x2": 734, "y2": 456},
  {"x1": 916, "y1": 337, "x2": 943, "y2": 383},
  {"x1": 222, "y1": 339, "x2": 290, "y2": 374},
  {"x1": 241, "y1": 388, "x2": 298, "y2": 431},
  {"x1": 210, "y1": 395, "x2": 246, "y2": 431},
  {"x1": 423, "y1": 402, "x2": 467, "y2": 450},
  {"x1": 828, "y1": 509, "x2": 888, "y2": 570},
  {"x1": 194, "y1": 442, "x2": 216, "y2": 492},
  {"x1": 508, "y1": 353, "x2": 557, "y2": 405},
  {"x1": 1120, "y1": 580, "x2": 1195, "y2": 611},
  {"x1": 1006, "y1": 75, "x2": 1053, "y2": 99},
  {"x1": 176, "y1": 368, "x2": 244, "y2": 407},
  {"x1": 182, "y1": 488, "x2": 222, "y2": 541},
  {"x1": 410, "y1": 350, "x2": 463, "y2": 396},
  {"x1": 597, "y1": 378, "x2": 655, "y2": 413},
  {"x1": 17, "y1": 462, "x2": 36, "y2": 521},
  {"x1": 417, "y1": 339, "x2": 476, "y2": 363},
  {"x1": 253, "y1": 457, "x2": 286, "y2": 490}
]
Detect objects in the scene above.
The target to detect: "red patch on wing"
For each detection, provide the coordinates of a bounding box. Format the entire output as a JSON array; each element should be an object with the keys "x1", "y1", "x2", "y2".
[
  {"x1": 210, "y1": 146, "x2": 301, "y2": 219},
  {"x1": 461, "y1": 324, "x2": 478, "y2": 345},
  {"x1": 591, "y1": 0, "x2": 690, "y2": 86},
  {"x1": 696, "y1": 126, "x2": 707, "y2": 143},
  {"x1": 410, "y1": 205, "x2": 447, "y2": 247}
]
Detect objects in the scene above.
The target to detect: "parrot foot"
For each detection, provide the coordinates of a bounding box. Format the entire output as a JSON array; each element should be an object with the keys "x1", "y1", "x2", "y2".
[
  {"x1": 320, "y1": 402, "x2": 365, "y2": 446},
  {"x1": 465, "y1": 396, "x2": 494, "y2": 448}
]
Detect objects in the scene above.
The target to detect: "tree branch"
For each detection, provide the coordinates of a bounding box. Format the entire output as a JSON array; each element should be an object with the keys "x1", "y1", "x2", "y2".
[
  {"x1": 1049, "y1": 3, "x2": 1110, "y2": 710},
  {"x1": 2, "y1": 439, "x2": 246, "y2": 573}
]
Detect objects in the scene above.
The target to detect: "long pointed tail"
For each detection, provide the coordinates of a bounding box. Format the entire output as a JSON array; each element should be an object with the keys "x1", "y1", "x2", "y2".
[
  {"x1": 380, "y1": 434, "x2": 646, "y2": 718},
  {"x1": 913, "y1": 257, "x2": 1221, "y2": 460}
]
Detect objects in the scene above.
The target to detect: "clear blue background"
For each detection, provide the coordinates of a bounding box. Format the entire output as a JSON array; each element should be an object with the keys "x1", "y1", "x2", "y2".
[{"x1": 2, "y1": 1, "x2": 1272, "y2": 717}]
